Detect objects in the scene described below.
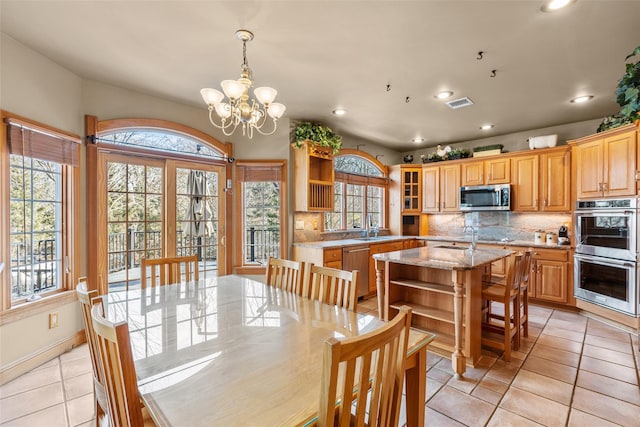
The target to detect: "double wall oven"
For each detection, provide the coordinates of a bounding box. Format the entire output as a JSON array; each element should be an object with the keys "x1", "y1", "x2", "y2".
[{"x1": 574, "y1": 198, "x2": 638, "y2": 315}]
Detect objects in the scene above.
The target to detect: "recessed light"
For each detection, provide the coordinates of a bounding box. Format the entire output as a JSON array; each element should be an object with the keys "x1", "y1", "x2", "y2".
[
  {"x1": 435, "y1": 91, "x2": 454, "y2": 100},
  {"x1": 332, "y1": 108, "x2": 347, "y2": 116},
  {"x1": 480, "y1": 124, "x2": 494, "y2": 130},
  {"x1": 541, "y1": 0, "x2": 575, "y2": 12},
  {"x1": 570, "y1": 95, "x2": 593, "y2": 104},
  {"x1": 411, "y1": 137, "x2": 425, "y2": 144}
]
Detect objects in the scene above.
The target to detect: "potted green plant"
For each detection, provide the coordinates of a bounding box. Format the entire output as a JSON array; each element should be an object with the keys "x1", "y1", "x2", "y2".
[
  {"x1": 598, "y1": 45, "x2": 640, "y2": 132},
  {"x1": 292, "y1": 122, "x2": 343, "y2": 154},
  {"x1": 447, "y1": 148, "x2": 471, "y2": 160},
  {"x1": 421, "y1": 152, "x2": 443, "y2": 163}
]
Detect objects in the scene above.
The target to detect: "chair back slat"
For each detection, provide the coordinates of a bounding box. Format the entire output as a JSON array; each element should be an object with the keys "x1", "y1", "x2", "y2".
[
  {"x1": 265, "y1": 257, "x2": 307, "y2": 294},
  {"x1": 76, "y1": 278, "x2": 109, "y2": 421},
  {"x1": 310, "y1": 265, "x2": 358, "y2": 311},
  {"x1": 91, "y1": 296, "x2": 147, "y2": 427},
  {"x1": 141, "y1": 254, "x2": 199, "y2": 288},
  {"x1": 318, "y1": 306, "x2": 412, "y2": 427}
]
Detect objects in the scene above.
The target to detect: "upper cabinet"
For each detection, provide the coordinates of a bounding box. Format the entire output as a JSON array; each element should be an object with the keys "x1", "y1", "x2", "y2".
[
  {"x1": 461, "y1": 158, "x2": 510, "y2": 186},
  {"x1": 422, "y1": 163, "x2": 460, "y2": 213},
  {"x1": 401, "y1": 166, "x2": 422, "y2": 213},
  {"x1": 293, "y1": 141, "x2": 334, "y2": 211},
  {"x1": 570, "y1": 123, "x2": 638, "y2": 199},
  {"x1": 511, "y1": 147, "x2": 571, "y2": 212}
]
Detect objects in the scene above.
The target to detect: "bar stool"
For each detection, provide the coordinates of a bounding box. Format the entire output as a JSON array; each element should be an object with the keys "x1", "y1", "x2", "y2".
[{"x1": 481, "y1": 253, "x2": 522, "y2": 362}]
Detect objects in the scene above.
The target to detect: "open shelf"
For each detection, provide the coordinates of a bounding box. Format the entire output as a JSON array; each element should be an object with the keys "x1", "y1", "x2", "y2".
[
  {"x1": 390, "y1": 300, "x2": 466, "y2": 326},
  {"x1": 390, "y1": 278, "x2": 457, "y2": 295}
]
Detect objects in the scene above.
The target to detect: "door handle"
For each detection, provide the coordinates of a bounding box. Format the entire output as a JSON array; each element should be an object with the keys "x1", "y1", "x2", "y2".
[{"x1": 346, "y1": 248, "x2": 371, "y2": 253}]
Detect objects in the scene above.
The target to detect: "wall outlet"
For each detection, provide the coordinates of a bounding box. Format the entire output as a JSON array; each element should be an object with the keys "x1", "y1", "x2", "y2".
[
  {"x1": 312, "y1": 220, "x2": 318, "y2": 230},
  {"x1": 49, "y1": 312, "x2": 59, "y2": 329},
  {"x1": 295, "y1": 220, "x2": 305, "y2": 230}
]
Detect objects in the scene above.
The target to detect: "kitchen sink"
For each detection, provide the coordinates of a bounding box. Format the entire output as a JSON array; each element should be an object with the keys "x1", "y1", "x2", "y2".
[
  {"x1": 435, "y1": 245, "x2": 469, "y2": 250},
  {"x1": 356, "y1": 236, "x2": 385, "y2": 241}
]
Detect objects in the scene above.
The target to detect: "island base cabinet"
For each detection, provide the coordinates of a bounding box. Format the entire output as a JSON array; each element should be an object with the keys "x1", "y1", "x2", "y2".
[{"x1": 378, "y1": 260, "x2": 483, "y2": 370}]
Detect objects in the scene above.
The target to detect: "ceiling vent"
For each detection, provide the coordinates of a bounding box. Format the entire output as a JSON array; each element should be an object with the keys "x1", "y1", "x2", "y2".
[{"x1": 446, "y1": 97, "x2": 474, "y2": 109}]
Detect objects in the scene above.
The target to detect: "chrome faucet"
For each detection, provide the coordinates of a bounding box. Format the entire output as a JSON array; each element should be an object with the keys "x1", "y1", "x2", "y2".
[
  {"x1": 463, "y1": 225, "x2": 478, "y2": 252},
  {"x1": 363, "y1": 213, "x2": 373, "y2": 238}
]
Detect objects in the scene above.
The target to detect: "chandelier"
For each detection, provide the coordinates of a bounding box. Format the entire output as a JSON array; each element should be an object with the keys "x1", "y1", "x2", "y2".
[{"x1": 200, "y1": 29, "x2": 285, "y2": 139}]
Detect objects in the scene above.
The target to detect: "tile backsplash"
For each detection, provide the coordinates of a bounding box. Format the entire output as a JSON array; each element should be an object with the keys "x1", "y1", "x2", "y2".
[
  {"x1": 294, "y1": 211, "x2": 572, "y2": 243},
  {"x1": 428, "y1": 211, "x2": 572, "y2": 242}
]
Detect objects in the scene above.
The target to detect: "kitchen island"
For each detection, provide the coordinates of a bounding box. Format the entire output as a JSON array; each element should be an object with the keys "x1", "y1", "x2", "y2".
[{"x1": 373, "y1": 245, "x2": 513, "y2": 377}]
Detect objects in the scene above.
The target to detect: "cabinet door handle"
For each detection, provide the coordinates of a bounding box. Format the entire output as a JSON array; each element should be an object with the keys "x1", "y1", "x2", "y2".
[
  {"x1": 543, "y1": 199, "x2": 547, "y2": 208},
  {"x1": 534, "y1": 199, "x2": 538, "y2": 208}
]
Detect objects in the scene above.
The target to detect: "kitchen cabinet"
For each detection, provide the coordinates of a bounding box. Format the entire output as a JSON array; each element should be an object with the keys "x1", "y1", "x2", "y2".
[
  {"x1": 368, "y1": 240, "x2": 404, "y2": 293},
  {"x1": 570, "y1": 123, "x2": 637, "y2": 199},
  {"x1": 293, "y1": 140, "x2": 334, "y2": 211},
  {"x1": 401, "y1": 166, "x2": 422, "y2": 213},
  {"x1": 540, "y1": 148, "x2": 571, "y2": 211},
  {"x1": 292, "y1": 246, "x2": 342, "y2": 269},
  {"x1": 529, "y1": 248, "x2": 570, "y2": 304},
  {"x1": 511, "y1": 147, "x2": 570, "y2": 212},
  {"x1": 422, "y1": 163, "x2": 460, "y2": 213},
  {"x1": 323, "y1": 248, "x2": 342, "y2": 269},
  {"x1": 389, "y1": 166, "x2": 428, "y2": 235},
  {"x1": 461, "y1": 158, "x2": 510, "y2": 186},
  {"x1": 511, "y1": 154, "x2": 539, "y2": 211}
]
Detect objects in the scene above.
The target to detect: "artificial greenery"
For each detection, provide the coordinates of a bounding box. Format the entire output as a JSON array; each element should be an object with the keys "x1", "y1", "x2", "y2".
[
  {"x1": 292, "y1": 121, "x2": 343, "y2": 154},
  {"x1": 599, "y1": 45, "x2": 640, "y2": 132},
  {"x1": 448, "y1": 148, "x2": 471, "y2": 159},
  {"x1": 473, "y1": 144, "x2": 503, "y2": 152}
]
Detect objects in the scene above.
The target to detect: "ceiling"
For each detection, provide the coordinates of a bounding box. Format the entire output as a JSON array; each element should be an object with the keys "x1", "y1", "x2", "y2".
[{"x1": 1, "y1": 1, "x2": 639, "y2": 151}]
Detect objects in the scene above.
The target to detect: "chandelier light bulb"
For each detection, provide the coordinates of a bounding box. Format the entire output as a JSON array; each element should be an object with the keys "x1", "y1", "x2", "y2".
[
  {"x1": 214, "y1": 102, "x2": 232, "y2": 119},
  {"x1": 254, "y1": 87, "x2": 278, "y2": 105},
  {"x1": 267, "y1": 103, "x2": 286, "y2": 119},
  {"x1": 221, "y1": 80, "x2": 245, "y2": 100},
  {"x1": 200, "y1": 29, "x2": 285, "y2": 138},
  {"x1": 200, "y1": 88, "x2": 224, "y2": 106}
]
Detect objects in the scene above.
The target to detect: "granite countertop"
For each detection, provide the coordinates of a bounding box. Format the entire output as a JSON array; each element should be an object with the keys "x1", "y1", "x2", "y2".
[
  {"x1": 293, "y1": 235, "x2": 414, "y2": 249},
  {"x1": 372, "y1": 246, "x2": 513, "y2": 270},
  {"x1": 419, "y1": 236, "x2": 573, "y2": 250}
]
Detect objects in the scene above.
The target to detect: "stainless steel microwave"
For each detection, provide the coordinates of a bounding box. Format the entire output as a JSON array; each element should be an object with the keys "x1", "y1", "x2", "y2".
[{"x1": 459, "y1": 184, "x2": 511, "y2": 211}]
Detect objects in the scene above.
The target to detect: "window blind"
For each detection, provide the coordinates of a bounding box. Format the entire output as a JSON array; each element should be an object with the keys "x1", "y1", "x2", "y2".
[
  {"x1": 6, "y1": 120, "x2": 80, "y2": 167},
  {"x1": 237, "y1": 164, "x2": 283, "y2": 182}
]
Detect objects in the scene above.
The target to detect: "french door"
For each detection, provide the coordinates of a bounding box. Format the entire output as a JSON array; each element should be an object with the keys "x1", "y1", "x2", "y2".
[{"x1": 101, "y1": 153, "x2": 225, "y2": 291}]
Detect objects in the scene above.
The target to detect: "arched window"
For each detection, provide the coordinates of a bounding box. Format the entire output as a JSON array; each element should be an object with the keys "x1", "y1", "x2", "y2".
[{"x1": 325, "y1": 151, "x2": 388, "y2": 231}]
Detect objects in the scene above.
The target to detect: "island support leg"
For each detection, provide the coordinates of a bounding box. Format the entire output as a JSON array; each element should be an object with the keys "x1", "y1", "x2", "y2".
[
  {"x1": 451, "y1": 270, "x2": 467, "y2": 378},
  {"x1": 375, "y1": 259, "x2": 387, "y2": 320}
]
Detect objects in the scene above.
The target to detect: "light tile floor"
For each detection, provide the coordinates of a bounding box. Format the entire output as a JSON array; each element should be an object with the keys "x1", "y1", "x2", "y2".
[{"x1": 1, "y1": 299, "x2": 638, "y2": 426}]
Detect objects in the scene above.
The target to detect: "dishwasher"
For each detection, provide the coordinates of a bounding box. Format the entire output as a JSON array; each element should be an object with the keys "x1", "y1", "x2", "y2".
[{"x1": 342, "y1": 245, "x2": 370, "y2": 298}]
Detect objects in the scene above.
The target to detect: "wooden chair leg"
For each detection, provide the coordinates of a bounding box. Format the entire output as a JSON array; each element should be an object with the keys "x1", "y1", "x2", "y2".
[{"x1": 503, "y1": 301, "x2": 511, "y2": 362}]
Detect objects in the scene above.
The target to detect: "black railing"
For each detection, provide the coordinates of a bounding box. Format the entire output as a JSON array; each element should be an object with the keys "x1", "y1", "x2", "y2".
[
  {"x1": 107, "y1": 229, "x2": 218, "y2": 273},
  {"x1": 245, "y1": 227, "x2": 280, "y2": 264},
  {"x1": 10, "y1": 239, "x2": 57, "y2": 297}
]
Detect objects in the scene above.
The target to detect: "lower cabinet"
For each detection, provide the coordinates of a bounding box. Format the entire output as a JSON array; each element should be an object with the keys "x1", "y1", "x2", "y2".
[
  {"x1": 368, "y1": 241, "x2": 405, "y2": 293},
  {"x1": 530, "y1": 248, "x2": 570, "y2": 304}
]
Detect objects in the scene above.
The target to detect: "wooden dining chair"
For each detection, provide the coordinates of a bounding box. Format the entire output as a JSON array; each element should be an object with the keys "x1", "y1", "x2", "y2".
[
  {"x1": 317, "y1": 306, "x2": 412, "y2": 427},
  {"x1": 517, "y1": 250, "x2": 533, "y2": 345},
  {"x1": 481, "y1": 253, "x2": 523, "y2": 362},
  {"x1": 309, "y1": 265, "x2": 359, "y2": 311},
  {"x1": 77, "y1": 277, "x2": 108, "y2": 426},
  {"x1": 91, "y1": 296, "x2": 156, "y2": 427},
  {"x1": 140, "y1": 254, "x2": 198, "y2": 288},
  {"x1": 264, "y1": 257, "x2": 308, "y2": 295}
]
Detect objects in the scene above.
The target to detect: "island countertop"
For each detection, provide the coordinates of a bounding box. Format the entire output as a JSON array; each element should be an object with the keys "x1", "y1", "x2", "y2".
[{"x1": 372, "y1": 246, "x2": 513, "y2": 270}]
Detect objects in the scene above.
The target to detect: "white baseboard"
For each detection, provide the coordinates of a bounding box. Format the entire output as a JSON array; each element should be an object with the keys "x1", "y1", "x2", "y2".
[{"x1": 0, "y1": 330, "x2": 86, "y2": 385}]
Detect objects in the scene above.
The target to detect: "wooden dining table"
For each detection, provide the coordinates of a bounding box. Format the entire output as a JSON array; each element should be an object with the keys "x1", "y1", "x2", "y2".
[{"x1": 104, "y1": 274, "x2": 434, "y2": 426}]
